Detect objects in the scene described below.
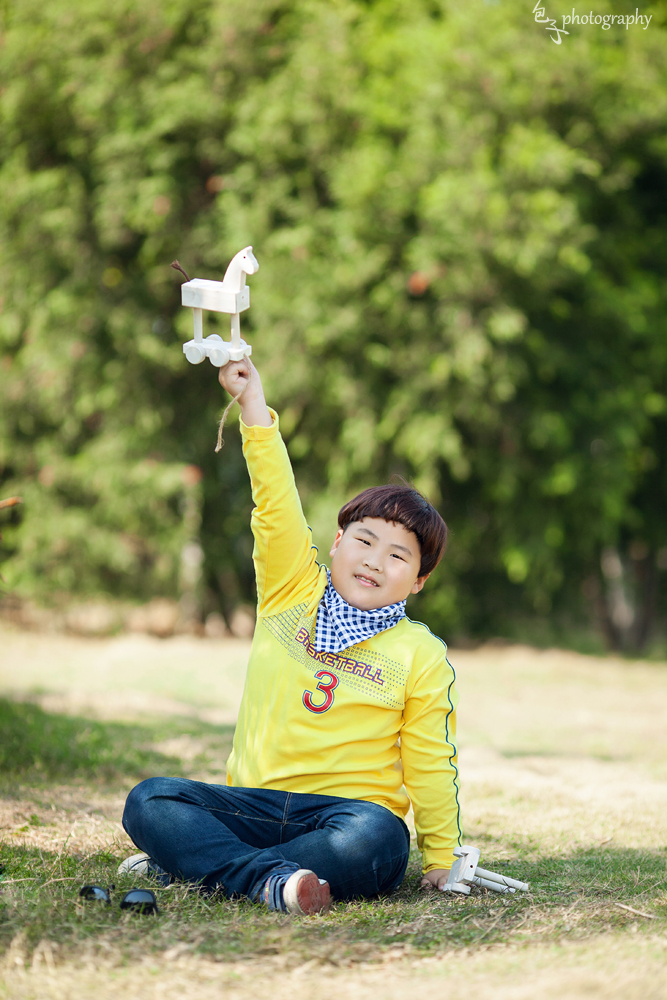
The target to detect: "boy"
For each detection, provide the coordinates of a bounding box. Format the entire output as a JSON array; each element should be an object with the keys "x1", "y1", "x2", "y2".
[{"x1": 121, "y1": 358, "x2": 460, "y2": 915}]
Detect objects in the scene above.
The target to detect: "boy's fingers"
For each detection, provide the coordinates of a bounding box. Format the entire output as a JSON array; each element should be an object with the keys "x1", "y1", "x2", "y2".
[
  {"x1": 420, "y1": 870, "x2": 452, "y2": 891},
  {"x1": 218, "y1": 359, "x2": 250, "y2": 388},
  {"x1": 222, "y1": 360, "x2": 246, "y2": 377}
]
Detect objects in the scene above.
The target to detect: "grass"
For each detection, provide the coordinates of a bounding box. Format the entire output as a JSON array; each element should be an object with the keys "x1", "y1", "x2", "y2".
[
  {"x1": 1, "y1": 839, "x2": 665, "y2": 969},
  {"x1": 2, "y1": 638, "x2": 667, "y2": 996},
  {"x1": 0, "y1": 697, "x2": 235, "y2": 788},
  {"x1": 0, "y1": 699, "x2": 179, "y2": 784},
  {"x1": 0, "y1": 847, "x2": 667, "y2": 964}
]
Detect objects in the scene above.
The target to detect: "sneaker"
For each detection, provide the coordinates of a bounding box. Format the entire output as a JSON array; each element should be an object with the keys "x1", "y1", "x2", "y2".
[
  {"x1": 263, "y1": 868, "x2": 331, "y2": 916},
  {"x1": 118, "y1": 853, "x2": 172, "y2": 887},
  {"x1": 117, "y1": 853, "x2": 151, "y2": 877}
]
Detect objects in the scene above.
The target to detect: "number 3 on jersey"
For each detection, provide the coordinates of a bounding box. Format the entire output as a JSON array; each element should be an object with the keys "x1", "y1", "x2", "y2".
[{"x1": 303, "y1": 670, "x2": 339, "y2": 714}]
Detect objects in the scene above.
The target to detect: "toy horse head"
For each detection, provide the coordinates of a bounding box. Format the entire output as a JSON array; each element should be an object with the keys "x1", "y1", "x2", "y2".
[
  {"x1": 238, "y1": 246, "x2": 259, "y2": 275},
  {"x1": 221, "y1": 246, "x2": 259, "y2": 291}
]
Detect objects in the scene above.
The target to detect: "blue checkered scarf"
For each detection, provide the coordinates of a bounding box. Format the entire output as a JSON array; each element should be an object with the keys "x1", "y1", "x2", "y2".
[{"x1": 314, "y1": 571, "x2": 407, "y2": 653}]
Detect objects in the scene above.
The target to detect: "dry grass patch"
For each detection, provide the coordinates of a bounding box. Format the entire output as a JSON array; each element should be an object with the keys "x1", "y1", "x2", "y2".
[{"x1": 4, "y1": 934, "x2": 667, "y2": 1000}]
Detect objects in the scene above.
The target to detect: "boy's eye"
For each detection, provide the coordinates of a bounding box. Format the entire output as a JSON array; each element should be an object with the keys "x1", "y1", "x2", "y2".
[{"x1": 356, "y1": 537, "x2": 371, "y2": 545}]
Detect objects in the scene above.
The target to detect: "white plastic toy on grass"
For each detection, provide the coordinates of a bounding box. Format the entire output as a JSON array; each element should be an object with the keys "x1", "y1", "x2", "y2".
[
  {"x1": 175, "y1": 246, "x2": 259, "y2": 368},
  {"x1": 441, "y1": 846, "x2": 529, "y2": 895}
]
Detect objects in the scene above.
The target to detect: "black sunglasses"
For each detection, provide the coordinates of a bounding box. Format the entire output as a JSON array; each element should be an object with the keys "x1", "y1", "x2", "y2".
[
  {"x1": 120, "y1": 889, "x2": 159, "y2": 915},
  {"x1": 79, "y1": 884, "x2": 112, "y2": 904},
  {"x1": 78, "y1": 885, "x2": 159, "y2": 914}
]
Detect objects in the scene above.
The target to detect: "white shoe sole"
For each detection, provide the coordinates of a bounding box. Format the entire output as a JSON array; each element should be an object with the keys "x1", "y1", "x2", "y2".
[{"x1": 117, "y1": 852, "x2": 151, "y2": 876}]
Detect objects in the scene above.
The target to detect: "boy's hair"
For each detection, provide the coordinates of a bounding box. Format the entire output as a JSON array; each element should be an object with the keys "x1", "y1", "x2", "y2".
[{"x1": 338, "y1": 484, "x2": 448, "y2": 578}]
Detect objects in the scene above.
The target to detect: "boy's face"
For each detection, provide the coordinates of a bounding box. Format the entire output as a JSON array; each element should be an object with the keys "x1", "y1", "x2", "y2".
[{"x1": 329, "y1": 517, "x2": 429, "y2": 611}]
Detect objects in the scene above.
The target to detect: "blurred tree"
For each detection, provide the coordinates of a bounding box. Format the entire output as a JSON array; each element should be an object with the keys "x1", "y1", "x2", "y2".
[{"x1": 1, "y1": 0, "x2": 666, "y2": 649}]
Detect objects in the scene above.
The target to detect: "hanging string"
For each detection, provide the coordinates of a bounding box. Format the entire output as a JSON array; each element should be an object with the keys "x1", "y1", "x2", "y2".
[{"x1": 215, "y1": 384, "x2": 246, "y2": 453}]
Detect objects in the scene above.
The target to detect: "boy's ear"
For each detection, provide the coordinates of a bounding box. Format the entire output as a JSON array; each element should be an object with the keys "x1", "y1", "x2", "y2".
[
  {"x1": 329, "y1": 528, "x2": 344, "y2": 559},
  {"x1": 410, "y1": 572, "x2": 431, "y2": 595}
]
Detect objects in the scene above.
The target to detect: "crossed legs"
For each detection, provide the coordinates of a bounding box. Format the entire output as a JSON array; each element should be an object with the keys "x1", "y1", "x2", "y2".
[{"x1": 122, "y1": 778, "x2": 411, "y2": 902}]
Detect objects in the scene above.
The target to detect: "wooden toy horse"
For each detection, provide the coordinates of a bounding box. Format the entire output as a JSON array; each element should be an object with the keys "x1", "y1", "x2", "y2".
[{"x1": 179, "y1": 246, "x2": 259, "y2": 367}]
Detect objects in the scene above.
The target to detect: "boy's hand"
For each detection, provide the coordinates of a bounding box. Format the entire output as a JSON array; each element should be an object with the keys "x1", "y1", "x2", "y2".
[
  {"x1": 218, "y1": 358, "x2": 272, "y2": 428},
  {"x1": 217, "y1": 357, "x2": 258, "y2": 399},
  {"x1": 420, "y1": 869, "x2": 451, "y2": 891}
]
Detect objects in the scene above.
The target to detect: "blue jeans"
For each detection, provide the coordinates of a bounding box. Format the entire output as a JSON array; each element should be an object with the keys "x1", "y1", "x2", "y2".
[{"x1": 122, "y1": 778, "x2": 411, "y2": 902}]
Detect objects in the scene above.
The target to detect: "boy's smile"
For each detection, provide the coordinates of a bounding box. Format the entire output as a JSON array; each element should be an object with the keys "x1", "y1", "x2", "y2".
[{"x1": 329, "y1": 517, "x2": 429, "y2": 611}]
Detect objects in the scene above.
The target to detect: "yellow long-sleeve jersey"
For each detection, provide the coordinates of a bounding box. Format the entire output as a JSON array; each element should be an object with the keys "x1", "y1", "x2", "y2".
[{"x1": 226, "y1": 410, "x2": 461, "y2": 871}]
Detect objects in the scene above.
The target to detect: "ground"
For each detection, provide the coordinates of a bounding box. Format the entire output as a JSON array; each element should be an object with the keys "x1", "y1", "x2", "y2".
[{"x1": 1, "y1": 624, "x2": 666, "y2": 999}]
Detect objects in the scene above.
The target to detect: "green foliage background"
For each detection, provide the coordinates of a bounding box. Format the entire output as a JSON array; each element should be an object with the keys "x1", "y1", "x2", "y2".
[{"x1": 1, "y1": 0, "x2": 667, "y2": 649}]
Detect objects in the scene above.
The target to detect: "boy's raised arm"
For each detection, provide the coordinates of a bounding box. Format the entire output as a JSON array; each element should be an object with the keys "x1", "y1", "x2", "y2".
[{"x1": 218, "y1": 359, "x2": 324, "y2": 617}]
